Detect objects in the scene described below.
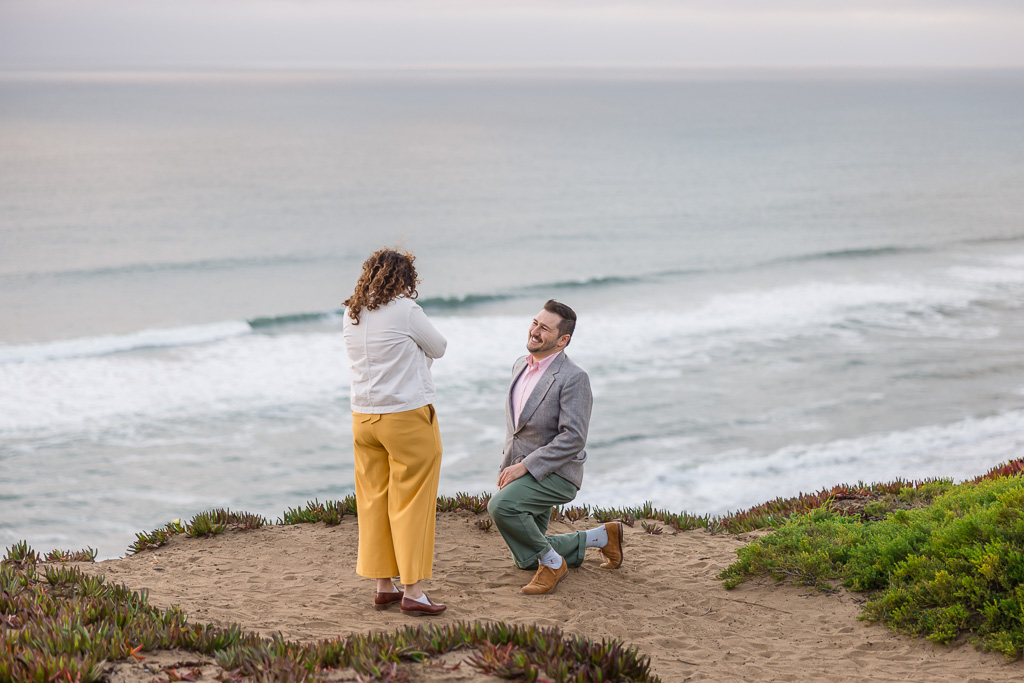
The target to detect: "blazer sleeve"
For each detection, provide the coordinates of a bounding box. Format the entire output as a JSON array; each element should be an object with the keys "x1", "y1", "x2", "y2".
[{"x1": 521, "y1": 368, "x2": 593, "y2": 481}]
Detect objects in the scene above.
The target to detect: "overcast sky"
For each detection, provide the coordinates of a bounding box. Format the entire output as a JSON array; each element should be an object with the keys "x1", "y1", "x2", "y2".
[{"x1": 2, "y1": 0, "x2": 1024, "y2": 70}]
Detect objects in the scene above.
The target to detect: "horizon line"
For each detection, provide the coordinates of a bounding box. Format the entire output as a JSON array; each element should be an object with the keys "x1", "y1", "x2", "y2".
[
  {"x1": 3, "y1": 64, "x2": 1024, "y2": 83},
  {"x1": 4, "y1": 62, "x2": 1024, "y2": 72}
]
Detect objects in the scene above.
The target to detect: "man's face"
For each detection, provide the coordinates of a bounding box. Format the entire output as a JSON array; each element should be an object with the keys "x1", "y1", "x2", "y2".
[{"x1": 527, "y1": 309, "x2": 568, "y2": 358}]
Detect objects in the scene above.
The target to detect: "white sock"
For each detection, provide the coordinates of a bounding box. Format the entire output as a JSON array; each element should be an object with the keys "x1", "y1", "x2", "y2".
[
  {"x1": 539, "y1": 547, "x2": 563, "y2": 568},
  {"x1": 406, "y1": 593, "x2": 430, "y2": 605},
  {"x1": 383, "y1": 583, "x2": 400, "y2": 593},
  {"x1": 585, "y1": 526, "x2": 608, "y2": 548}
]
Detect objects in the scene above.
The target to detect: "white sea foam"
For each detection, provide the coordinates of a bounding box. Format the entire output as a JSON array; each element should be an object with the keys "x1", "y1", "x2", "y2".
[
  {"x1": 579, "y1": 409, "x2": 1024, "y2": 516},
  {"x1": 0, "y1": 321, "x2": 252, "y2": 364},
  {"x1": 0, "y1": 314, "x2": 515, "y2": 436},
  {"x1": 948, "y1": 264, "x2": 1024, "y2": 287},
  {"x1": 0, "y1": 264, "x2": 1014, "y2": 437},
  {"x1": 0, "y1": 331, "x2": 348, "y2": 433}
]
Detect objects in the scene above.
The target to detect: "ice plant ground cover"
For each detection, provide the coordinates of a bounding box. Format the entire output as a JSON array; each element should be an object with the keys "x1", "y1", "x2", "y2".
[
  {"x1": 2, "y1": 458, "x2": 1022, "y2": 681},
  {"x1": 0, "y1": 542, "x2": 657, "y2": 682},
  {"x1": 719, "y1": 465, "x2": 1024, "y2": 660}
]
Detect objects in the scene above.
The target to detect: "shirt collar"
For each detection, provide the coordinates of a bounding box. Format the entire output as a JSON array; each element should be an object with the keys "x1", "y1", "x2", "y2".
[{"x1": 527, "y1": 350, "x2": 561, "y2": 373}]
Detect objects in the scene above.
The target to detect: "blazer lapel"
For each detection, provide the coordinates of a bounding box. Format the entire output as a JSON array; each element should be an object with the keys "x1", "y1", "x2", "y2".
[
  {"x1": 507, "y1": 357, "x2": 529, "y2": 434},
  {"x1": 513, "y1": 354, "x2": 564, "y2": 434}
]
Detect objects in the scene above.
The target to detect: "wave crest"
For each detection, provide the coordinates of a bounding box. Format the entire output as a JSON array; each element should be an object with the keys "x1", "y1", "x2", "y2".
[{"x1": 0, "y1": 321, "x2": 252, "y2": 364}]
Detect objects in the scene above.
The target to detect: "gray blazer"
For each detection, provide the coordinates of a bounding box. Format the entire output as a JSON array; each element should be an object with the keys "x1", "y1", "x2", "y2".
[{"x1": 500, "y1": 352, "x2": 593, "y2": 489}]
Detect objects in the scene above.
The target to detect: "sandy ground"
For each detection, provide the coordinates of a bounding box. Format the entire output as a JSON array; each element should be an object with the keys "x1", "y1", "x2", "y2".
[{"x1": 79, "y1": 513, "x2": 1021, "y2": 682}]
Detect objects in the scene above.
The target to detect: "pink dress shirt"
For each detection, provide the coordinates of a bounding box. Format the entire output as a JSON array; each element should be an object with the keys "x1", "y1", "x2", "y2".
[{"x1": 511, "y1": 351, "x2": 561, "y2": 427}]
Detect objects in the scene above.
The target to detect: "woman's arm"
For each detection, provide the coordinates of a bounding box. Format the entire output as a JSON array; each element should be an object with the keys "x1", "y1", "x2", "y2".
[{"x1": 407, "y1": 304, "x2": 447, "y2": 359}]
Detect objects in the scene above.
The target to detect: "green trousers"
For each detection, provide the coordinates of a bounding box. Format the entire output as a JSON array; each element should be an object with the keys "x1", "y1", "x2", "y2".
[{"x1": 487, "y1": 472, "x2": 587, "y2": 570}]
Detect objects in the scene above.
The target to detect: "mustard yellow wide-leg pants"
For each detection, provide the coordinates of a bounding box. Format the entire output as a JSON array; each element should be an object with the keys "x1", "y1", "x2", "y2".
[{"x1": 352, "y1": 404, "x2": 442, "y2": 585}]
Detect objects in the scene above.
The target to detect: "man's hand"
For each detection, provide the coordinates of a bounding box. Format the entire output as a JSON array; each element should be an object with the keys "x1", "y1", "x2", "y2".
[{"x1": 497, "y1": 462, "x2": 529, "y2": 490}]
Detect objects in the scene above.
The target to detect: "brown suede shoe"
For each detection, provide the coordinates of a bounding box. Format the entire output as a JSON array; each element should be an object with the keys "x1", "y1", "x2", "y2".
[
  {"x1": 374, "y1": 587, "x2": 404, "y2": 611},
  {"x1": 600, "y1": 521, "x2": 624, "y2": 569},
  {"x1": 521, "y1": 558, "x2": 568, "y2": 595},
  {"x1": 400, "y1": 594, "x2": 447, "y2": 616}
]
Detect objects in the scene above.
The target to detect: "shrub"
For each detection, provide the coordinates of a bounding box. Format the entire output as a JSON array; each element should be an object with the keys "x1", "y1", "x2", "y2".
[{"x1": 719, "y1": 475, "x2": 1024, "y2": 659}]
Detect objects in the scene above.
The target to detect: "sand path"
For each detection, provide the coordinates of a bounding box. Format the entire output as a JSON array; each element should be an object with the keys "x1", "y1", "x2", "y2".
[{"x1": 82, "y1": 513, "x2": 1021, "y2": 681}]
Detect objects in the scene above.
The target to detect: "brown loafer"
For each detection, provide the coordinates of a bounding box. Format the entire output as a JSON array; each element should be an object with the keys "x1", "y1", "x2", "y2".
[
  {"x1": 600, "y1": 521, "x2": 624, "y2": 569},
  {"x1": 400, "y1": 594, "x2": 447, "y2": 616},
  {"x1": 374, "y1": 587, "x2": 404, "y2": 611},
  {"x1": 521, "y1": 558, "x2": 568, "y2": 595}
]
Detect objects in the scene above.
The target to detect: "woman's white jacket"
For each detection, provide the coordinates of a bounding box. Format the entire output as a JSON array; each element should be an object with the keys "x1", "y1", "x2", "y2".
[{"x1": 342, "y1": 297, "x2": 447, "y2": 414}]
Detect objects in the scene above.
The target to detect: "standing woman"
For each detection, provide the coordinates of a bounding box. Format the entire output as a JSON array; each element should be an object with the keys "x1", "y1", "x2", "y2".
[{"x1": 342, "y1": 248, "x2": 448, "y2": 616}]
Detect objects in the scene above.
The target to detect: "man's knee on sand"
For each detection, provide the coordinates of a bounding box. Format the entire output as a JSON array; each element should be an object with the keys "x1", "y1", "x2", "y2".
[{"x1": 486, "y1": 484, "x2": 519, "y2": 527}]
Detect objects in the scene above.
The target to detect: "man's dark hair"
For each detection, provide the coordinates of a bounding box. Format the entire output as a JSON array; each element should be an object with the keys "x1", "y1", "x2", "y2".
[{"x1": 544, "y1": 299, "x2": 577, "y2": 340}]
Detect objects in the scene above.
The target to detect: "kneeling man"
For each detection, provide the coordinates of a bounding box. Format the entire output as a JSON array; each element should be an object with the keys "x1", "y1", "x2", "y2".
[{"x1": 487, "y1": 299, "x2": 624, "y2": 595}]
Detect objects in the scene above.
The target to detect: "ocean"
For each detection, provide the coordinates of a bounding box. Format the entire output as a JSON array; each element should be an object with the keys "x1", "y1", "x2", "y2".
[{"x1": 2, "y1": 68, "x2": 1024, "y2": 560}]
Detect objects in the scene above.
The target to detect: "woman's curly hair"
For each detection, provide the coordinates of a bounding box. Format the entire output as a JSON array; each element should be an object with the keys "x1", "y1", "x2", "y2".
[{"x1": 343, "y1": 248, "x2": 420, "y2": 324}]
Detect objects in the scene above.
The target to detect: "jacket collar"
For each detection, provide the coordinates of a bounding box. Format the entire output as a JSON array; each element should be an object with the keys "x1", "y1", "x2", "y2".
[{"x1": 508, "y1": 353, "x2": 567, "y2": 433}]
